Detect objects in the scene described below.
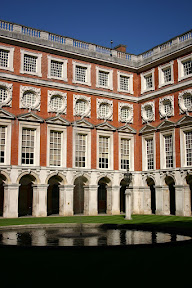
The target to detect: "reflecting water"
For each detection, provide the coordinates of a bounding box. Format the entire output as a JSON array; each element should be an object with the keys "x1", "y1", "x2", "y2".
[{"x1": 0, "y1": 228, "x2": 191, "y2": 247}]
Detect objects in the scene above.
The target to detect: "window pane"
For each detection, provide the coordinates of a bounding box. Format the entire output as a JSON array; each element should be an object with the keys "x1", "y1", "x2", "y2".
[
  {"x1": 146, "y1": 138, "x2": 154, "y2": 170},
  {"x1": 75, "y1": 66, "x2": 87, "y2": 82},
  {"x1": 99, "y1": 71, "x2": 109, "y2": 87},
  {"x1": 51, "y1": 60, "x2": 63, "y2": 78},
  {"x1": 21, "y1": 128, "x2": 35, "y2": 165},
  {"x1": 99, "y1": 136, "x2": 109, "y2": 168},
  {"x1": 121, "y1": 138, "x2": 129, "y2": 169},
  {"x1": 186, "y1": 131, "x2": 192, "y2": 166},
  {"x1": 75, "y1": 134, "x2": 86, "y2": 167},
  {"x1": 0, "y1": 50, "x2": 9, "y2": 68},
  {"x1": 23, "y1": 54, "x2": 37, "y2": 73},
  {"x1": 50, "y1": 131, "x2": 62, "y2": 166},
  {"x1": 165, "y1": 135, "x2": 173, "y2": 168},
  {"x1": 0, "y1": 126, "x2": 5, "y2": 163},
  {"x1": 120, "y1": 75, "x2": 129, "y2": 91}
]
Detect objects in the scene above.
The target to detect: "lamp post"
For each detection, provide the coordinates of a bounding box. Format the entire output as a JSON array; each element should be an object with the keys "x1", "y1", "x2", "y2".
[{"x1": 124, "y1": 168, "x2": 132, "y2": 220}]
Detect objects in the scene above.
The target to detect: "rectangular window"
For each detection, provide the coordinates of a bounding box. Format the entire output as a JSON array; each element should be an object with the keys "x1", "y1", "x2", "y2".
[
  {"x1": 21, "y1": 128, "x2": 35, "y2": 165},
  {"x1": 186, "y1": 131, "x2": 192, "y2": 166},
  {"x1": 121, "y1": 138, "x2": 129, "y2": 169},
  {"x1": 23, "y1": 54, "x2": 37, "y2": 73},
  {"x1": 120, "y1": 75, "x2": 129, "y2": 91},
  {"x1": 146, "y1": 138, "x2": 154, "y2": 170},
  {"x1": 183, "y1": 60, "x2": 192, "y2": 76},
  {"x1": 98, "y1": 71, "x2": 109, "y2": 87},
  {"x1": 50, "y1": 60, "x2": 63, "y2": 78},
  {"x1": 50, "y1": 131, "x2": 62, "y2": 166},
  {"x1": 165, "y1": 135, "x2": 173, "y2": 168},
  {"x1": 0, "y1": 50, "x2": 9, "y2": 68},
  {"x1": 75, "y1": 134, "x2": 86, "y2": 168},
  {"x1": 0, "y1": 126, "x2": 5, "y2": 163},
  {"x1": 163, "y1": 67, "x2": 172, "y2": 83},
  {"x1": 145, "y1": 75, "x2": 153, "y2": 89},
  {"x1": 99, "y1": 136, "x2": 109, "y2": 168},
  {"x1": 75, "y1": 66, "x2": 87, "y2": 83}
]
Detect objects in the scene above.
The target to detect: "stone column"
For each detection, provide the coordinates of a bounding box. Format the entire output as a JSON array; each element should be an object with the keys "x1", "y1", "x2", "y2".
[
  {"x1": 183, "y1": 185, "x2": 191, "y2": 216},
  {"x1": 155, "y1": 185, "x2": 170, "y2": 215},
  {"x1": 143, "y1": 187, "x2": 151, "y2": 214},
  {"x1": 32, "y1": 184, "x2": 48, "y2": 217},
  {"x1": 112, "y1": 186, "x2": 120, "y2": 215},
  {"x1": 84, "y1": 186, "x2": 89, "y2": 216},
  {"x1": 87, "y1": 185, "x2": 98, "y2": 215},
  {"x1": 107, "y1": 186, "x2": 112, "y2": 215},
  {"x1": 59, "y1": 184, "x2": 74, "y2": 216},
  {"x1": 3, "y1": 184, "x2": 20, "y2": 218},
  {"x1": 175, "y1": 185, "x2": 185, "y2": 216},
  {"x1": 125, "y1": 188, "x2": 132, "y2": 220}
]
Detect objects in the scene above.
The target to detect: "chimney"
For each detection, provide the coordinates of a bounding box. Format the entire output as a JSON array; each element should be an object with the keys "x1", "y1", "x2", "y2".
[{"x1": 114, "y1": 44, "x2": 127, "y2": 53}]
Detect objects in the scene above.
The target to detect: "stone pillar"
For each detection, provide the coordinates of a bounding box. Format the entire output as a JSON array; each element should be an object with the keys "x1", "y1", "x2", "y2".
[
  {"x1": 32, "y1": 184, "x2": 48, "y2": 217},
  {"x1": 143, "y1": 187, "x2": 151, "y2": 214},
  {"x1": 183, "y1": 185, "x2": 191, "y2": 216},
  {"x1": 59, "y1": 185, "x2": 74, "y2": 216},
  {"x1": 155, "y1": 186, "x2": 163, "y2": 215},
  {"x1": 107, "y1": 186, "x2": 112, "y2": 215},
  {"x1": 155, "y1": 185, "x2": 170, "y2": 215},
  {"x1": 125, "y1": 188, "x2": 132, "y2": 220},
  {"x1": 87, "y1": 185, "x2": 98, "y2": 215},
  {"x1": 132, "y1": 187, "x2": 143, "y2": 214},
  {"x1": 84, "y1": 186, "x2": 89, "y2": 215},
  {"x1": 112, "y1": 186, "x2": 120, "y2": 215},
  {"x1": 3, "y1": 184, "x2": 20, "y2": 218},
  {"x1": 175, "y1": 185, "x2": 185, "y2": 216}
]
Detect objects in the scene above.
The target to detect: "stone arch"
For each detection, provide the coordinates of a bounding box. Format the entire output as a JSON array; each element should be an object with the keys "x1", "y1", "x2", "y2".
[
  {"x1": 161, "y1": 172, "x2": 176, "y2": 186},
  {"x1": 165, "y1": 175, "x2": 176, "y2": 215},
  {"x1": 97, "y1": 176, "x2": 112, "y2": 214},
  {"x1": 17, "y1": 171, "x2": 40, "y2": 185},
  {"x1": 73, "y1": 175, "x2": 89, "y2": 215},
  {"x1": 47, "y1": 174, "x2": 64, "y2": 216},
  {"x1": 45, "y1": 172, "x2": 66, "y2": 185},
  {"x1": 73, "y1": 174, "x2": 89, "y2": 186},
  {"x1": 0, "y1": 171, "x2": 11, "y2": 184},
  {"x1": 97, "y1": 175, "x2": 112, "y2": 186},
  {"x1": 146, "y1": 176, "x2": 156, "y2": 214}
]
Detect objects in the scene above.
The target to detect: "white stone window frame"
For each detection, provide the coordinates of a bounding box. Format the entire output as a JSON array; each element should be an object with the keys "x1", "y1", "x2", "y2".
[
  {"x1": 20, "y1": 85, "x2": 41, "y2": 111},
  {"x1": 159, "y1": 95, "x2": 174, "y2": 119},
  {"x1": 20, "y1": 49, "x2": 42, "y2": 77},
  {"x1": 178, "y1": 89, "x2": 192, "y2": 114},
  {"x1": 142, "y1": 133, "x2": 156, "y2": 171},
  {"x1": 0, "y1": 45, "x2": 14, "y2": 72},
  {"x1": 73, "y1": 126, "x2": 91, "y2": 169},
  {"x1": 73, "y1": 94, "x2": 91, "y2": 118},
  {"x1": 118, "y1": 102, "x2": 133, "y2": 123},
  {"x1": 177, "y1": 53, "x2": 192, "y2": 82},
  {"x1": 72, "y1": 61, "x2": 91, "y2": 86},
  {"x1": 18, "y1": 121, "x2": 40, "y2": 166},
  {"x1": 96, "y1": 66, "x2": 113, "y2": 90},
  {"x1": 47, "y1": 55, "x2": 68, "y2": 82},
  {"x1": 117, "y1": 71, "x2": 133, "y2": 94},
  {"x1": 160, "y1": 129, "x2": 175, "y2": 170},
  {"x1": 141, "y1": 101, "x2": 155, "y2": 124},
  {"x1": 141, "y1": 69, "x2": 155, "y2": 94},
  {"x1": 0, "y1": 119, "x2": 12, "y2": 166},
  {"x1": 97, "y1": 98, "x2": 113, "y2": 121},
  {"x1": 118, "y1": 132, "x2": 134, "y2": 171},
  {"x1": 47, "y1": 124, "x2": 67, "y2": 168},
  {"x1": 158, "y1": 61, "x2": 174, "y2": 88},
  {"x1": 97, "y1": 130, "x2": 114, "y2": 170},
  {"x1": 180, "y1": 125, "x2": 192, "y2": 168},
  {"x1": 0, "y1": 81, "x2": 13, "y2": 108},
  {"x1": 48, "y1": 90, "x2": 67, "y2": 114}
]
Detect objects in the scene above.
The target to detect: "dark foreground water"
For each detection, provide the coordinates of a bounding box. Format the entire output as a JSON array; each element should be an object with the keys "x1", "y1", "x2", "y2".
[{"x1": 0, "y1": 227, "x2": 191, "y2": 247}]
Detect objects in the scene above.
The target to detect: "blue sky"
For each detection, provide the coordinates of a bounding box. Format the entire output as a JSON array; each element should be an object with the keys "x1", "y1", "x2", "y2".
[{"x1": 0, "y1": 0, "x2": 191, "y2": 54}]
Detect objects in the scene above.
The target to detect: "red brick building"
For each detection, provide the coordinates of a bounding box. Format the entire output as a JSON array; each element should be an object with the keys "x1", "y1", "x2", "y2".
[{"x1": 0, "y1": 20, "x2": 191, "y2": 218}]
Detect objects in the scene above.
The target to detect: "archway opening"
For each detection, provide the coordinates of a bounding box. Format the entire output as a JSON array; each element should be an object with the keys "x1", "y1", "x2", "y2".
[
  {"x1": 18, "y1": 174, "x2": 36, "y2": 217},
  {"x1": 147, "y1": 177, "x2": 156, "y2": 214},
  {"x1": 0, "y1": 174, "x2": 6, "y2": 216},
  {"x1": 47, "y1": 175, "x2": 62, "y2": 216},
  {"x1": 98, "y1": 177, "x2": 111, "y2": 214},
  {"x1": 73, "y1": 176, "x2": 87, "y2": 215},
  {"x1": 165, "y1": 176, "x2": 176, "y2": 215},
  {"x1": 120, "y1": 179, "x2": 126, "y2": 213},
  {"x1": 186, "y1": 174, "x2": 192, "y2": 215}
]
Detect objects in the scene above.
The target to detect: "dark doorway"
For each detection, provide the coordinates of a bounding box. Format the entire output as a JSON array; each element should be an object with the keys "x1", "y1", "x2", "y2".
[
  {"x1": 120, "y1": 179, "x2": 126, "y2": 213},
  {"x1": 186, "y1": 174, "x2": 192, "y2": 215},
  {"x1": 47, "y1": 176, "x2": 62, "y2": 216},
  {"x1": 165, "y1": 176, "x2": 176, "y2": 215},
  {"x1": 73, "y1": 176, "x2": 87, "y2": 215},
  {"x1": 147, "y1": 177, "x2": 156, "y2": 214},
  {"x1": 18, "y1": 175, "x2": 34, "y2": 217},
  {"x1": 98, "y1": 183, "x2": 107, "y2": 214},
  {"x1": 0, "y1": 175, "x2": 6, "y2": 216}
]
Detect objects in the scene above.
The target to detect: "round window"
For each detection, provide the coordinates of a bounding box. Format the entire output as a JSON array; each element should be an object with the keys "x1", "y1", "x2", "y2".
[
  {"x1": 121, "y1": 106, "x2": 130, "y2": 121},
  {"x1": 0, "y1": 87, "x2": 7, "y2": 104},
  {"x1": 99, "y1": 103, "x2": 110, "y2": 119},
  {"x1": 23, "y1": 91, "x2": 36, "y2": 107},
  {"x1": 50, "y1": 95, "x2": 63, "y2": 111},
  {"x1": 183, "y1": 93, "x2": 192, "y2": 109},
  {"x1": 76, "y1": 99, "x2": 87, "y2": 115}
]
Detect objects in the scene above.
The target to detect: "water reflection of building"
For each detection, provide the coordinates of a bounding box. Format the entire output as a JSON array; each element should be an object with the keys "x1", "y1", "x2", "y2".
[{"x1": 0, "y1": 20, "x2": 192, "y2": 218}]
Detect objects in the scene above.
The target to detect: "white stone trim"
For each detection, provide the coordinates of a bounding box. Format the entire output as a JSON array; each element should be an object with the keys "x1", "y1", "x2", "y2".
[
  {"x1": 118, "y1": 102, "x2": 133, "y2": 123},
  {"x1": 177, "y1": 53, "x2": 192, "y2": 82},
  {"x1": 46, "y1": 124, "x2": 67, "y2": 168},
  {"x1": 118, "y1": 132, "x2": 134, "y2": 171},
  {"x1": 0, "y1": 119, "x2": 11, "y2": 165},
  {"x1": 20, "y1": 85, "x2": 41, "y2": 111},
  {"x1": 72, "y1": 61, "x2": 91, "y2": 86},
  {"x1": 180, "y1": 125, "x2": 192, "y2": 168},
  {"x1": 141, "y1": 101, "x2": 155, "y2": 123},
  {"x1": 0, "y1": 45, "x2": 14, "y2": 72},
  {"x1": 117, "y1": 71, "x2": 133, "y2": 94},
  {"x1": 73, "y1": 94, "x2": 91, "y2": 118},
  {"x1": 18, "y1": 121, "x2": 40, "y2": 166},
  {"x1": 141, "y1": 68, "x2": 155, "y2": 94},
  {"x1": 48, "y1": 90, "x2": 67, "y2": 114},
  {"x1": 96, "y1": 66, "x2": 113, "y2": 90},
  {"x1": 158, "y1": 61, "x2": 174, "y2": 88},
  {"x1": 159, "y1": 95, "x2": 174, "y2": 119},
  {"x1": 97, "y1": 98, "x2": 113, "y2": 121},
  {"x1": 178, "y1": 89, "x2": 192, "y2": 114},
  {"x1": 20, "y1": 49, "x2": 42, "y2": 77},
  {"x1": 0, "y1": 81, "x2": 12, "y2": 108},
  {"x1": 47, "y1": 55, "x2": 68, "y2": 82}
]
